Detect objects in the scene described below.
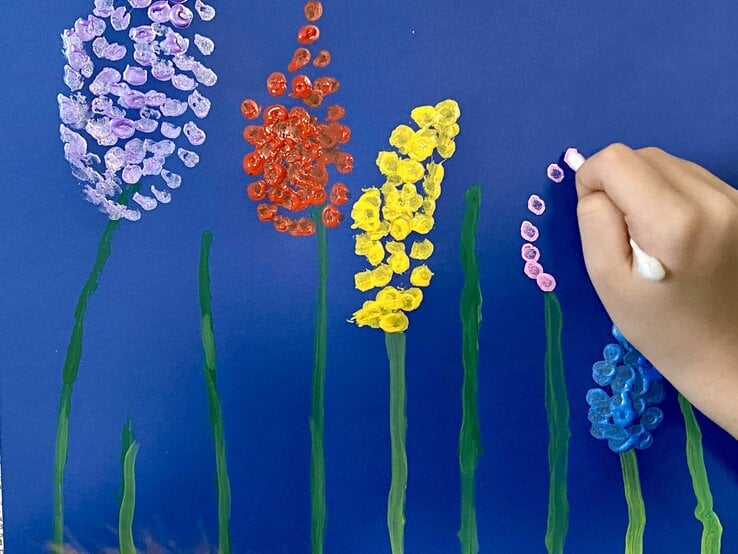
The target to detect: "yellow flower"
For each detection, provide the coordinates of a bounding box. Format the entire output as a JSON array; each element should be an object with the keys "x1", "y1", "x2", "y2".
[
  {"x1": 386, "y1": 241, "x2": 410, "y2": 274},
  {"x1": 397, "y1": 158, "x2": 425, "y2": 183},
  {"x1": 364, "y1": 241, "x2": 385, "y2": 266},
  {"x1": 437, "y1": 140, "x2": 456, "y2": 159},
  {"x1": 376, "y1": 151, "x2": 400, "y2": 176},
  {"x1": 423, "y1": 163, "x2": 444, "y2": 200},
  {"x1": 371, "y1": 264, "x2": 393, "y2": 287},
  {"x1": 389, "y1": 216, "x2": 412, "y2": 241},
  {"x1": 410, "y1": 105, "x2": 439, "y2": 128},
  {"x1": 410, "y1": 239, "x2": 434, "y2": 260},
  {"x1": 354, "y1": 270, "x2": 374, "y2": 292},
  {"x1": 411, "y1": 213, "x2": 435, "y2": 234},
  {"x1": 434, "y1": 99, "x2": 461, "y2": 125},
  {"x1": 400, "y1": 183, "x2": 424, "y2": 211},
  {"x1": 379, "y1": 311, "x2": 409, "y2": 333},
  {"x1": 376, "y1": 286, "x2": 403, "y2": 310},
  {"x1": 351, "y1": 300, "x2": 383, "y2": 328},
  {"x1": 400, "y1": 288, "x2": 423, "y2": 311},
  {"x1": 437, "y1": 123, "x2": 460, "y2": 141},
  {"x1": 406, "y1": 129, "x2": 437, "y2": 162},
  {"x1": 389, "y1": 125, "x2": 415, "y2": 152},
  {"x1": 421, "y1": 198, "x2": 436, "y2": 216},
  {"x1": 410, "y1": 265, "x2": 434, "y2": 287}
]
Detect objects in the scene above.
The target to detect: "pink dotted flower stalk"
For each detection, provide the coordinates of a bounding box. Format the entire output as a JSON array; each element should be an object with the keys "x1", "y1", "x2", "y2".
[
  {"x1": 53, "y1": 1, "x2": 217, "y2": 550},
  {"x1": 520, "y1": 194, "x2": 556, "y2": 292},
  {"x1": 59, "y1": 0, "x2": 217, "y2": 221}
]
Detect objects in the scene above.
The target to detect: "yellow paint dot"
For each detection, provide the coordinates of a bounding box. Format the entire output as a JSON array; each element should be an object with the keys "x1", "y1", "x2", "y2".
[{"x1": 410, "y1": 265, "x2": 434, "y2": 287}]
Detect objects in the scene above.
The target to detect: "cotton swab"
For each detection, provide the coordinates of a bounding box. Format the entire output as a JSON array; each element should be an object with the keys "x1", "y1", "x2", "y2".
[{"x1": 564, "y1": 148, "x2": 666, "y2": 282}]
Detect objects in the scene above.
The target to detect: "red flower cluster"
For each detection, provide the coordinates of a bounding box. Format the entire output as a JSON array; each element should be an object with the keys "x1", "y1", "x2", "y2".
[{"x1": 240, "y1": 0, "x2": 353, "y2": 236}]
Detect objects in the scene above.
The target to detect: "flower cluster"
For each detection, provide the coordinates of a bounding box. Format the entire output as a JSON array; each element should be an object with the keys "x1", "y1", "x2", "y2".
[
  {"x1": 586, "y1": 325, "x2": 665, "y2": 452},
  {"x1": 59, "y1": 0, "x2": 217, "y2": 221},
  {"x1": 520, "y1": 193, "x2": 557, "y2": 292},
  {"x1": 349, "y1": 100, "x2": 461, "y2": 333},
  {"x1": 241, "y1": 1, "x2": 353, "y2": 236}
]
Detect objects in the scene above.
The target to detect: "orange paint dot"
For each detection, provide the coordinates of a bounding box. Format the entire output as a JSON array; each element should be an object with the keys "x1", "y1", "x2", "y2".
[
  {"x1": 297, "y1": 24, "x2": 320, "y2": 45},
  {"x1": 266, "y1": 72, "x2": 287, "y2": 96},
  {"x1": 312, "y1": 49, "x2": 331, "y2": 68},
  {"x1": 240, "y1": 99, "x2": 261, "y2": 119},
  {"x1": 288, "y1": 47, "x2": 311, "y2": 72},
  {"x1": 304, "y1": 1, "x2": 323, "y2": 21}
]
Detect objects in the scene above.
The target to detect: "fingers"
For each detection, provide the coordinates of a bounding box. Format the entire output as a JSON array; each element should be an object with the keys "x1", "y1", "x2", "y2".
[
  {"x1": 635, "y1": 147, "x2": 738, "y2": 207},
  {"x1": 576, "y1": 144, "x2": 687, "y2": 219},
  {"x1": 576, "y1": 190, "x2": 633, "y2": 289}
]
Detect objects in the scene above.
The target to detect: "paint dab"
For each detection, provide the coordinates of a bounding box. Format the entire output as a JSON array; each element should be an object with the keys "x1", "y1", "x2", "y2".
[
  {"x1": 528, "y1": 194, "x2": 546, "y2": 215},
  {"x1": 547, "y1": 163, "x2": 565, "y2": 183}
]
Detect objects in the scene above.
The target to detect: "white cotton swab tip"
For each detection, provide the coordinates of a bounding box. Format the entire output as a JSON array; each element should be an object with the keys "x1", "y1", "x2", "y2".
[{"x1": 563, "y1": 147, "x2": 666, "y2": 282}]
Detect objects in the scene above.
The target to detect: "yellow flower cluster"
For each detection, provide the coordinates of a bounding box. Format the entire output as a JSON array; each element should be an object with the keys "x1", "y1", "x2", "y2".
[{"x1": 349, "y1": 99, "x2": 461, "y2": 333}]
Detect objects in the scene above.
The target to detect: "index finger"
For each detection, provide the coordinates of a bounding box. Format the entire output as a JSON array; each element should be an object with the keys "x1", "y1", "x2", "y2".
[{"x1": 575, "y1": 143, "x2": 687, "y2": 219}]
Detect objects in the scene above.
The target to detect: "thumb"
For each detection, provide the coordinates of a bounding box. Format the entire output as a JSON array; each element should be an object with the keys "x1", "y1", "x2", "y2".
[{"x1": 576, "y1": 190, "x2": 632, "y2": 289}]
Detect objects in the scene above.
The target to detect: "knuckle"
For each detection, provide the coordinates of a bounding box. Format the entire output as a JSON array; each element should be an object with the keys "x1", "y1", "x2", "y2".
[
  {"x1": 637, "y1": 146, "x2": 667, "y2": 160},
  {"x1": 598, "y1": 143, "x2": 633, "y2": 165}
]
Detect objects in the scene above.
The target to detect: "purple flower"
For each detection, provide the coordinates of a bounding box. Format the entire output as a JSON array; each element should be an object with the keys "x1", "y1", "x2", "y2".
[{"x1": 59, "y1": 0, "x2": 217, "y2": 221}]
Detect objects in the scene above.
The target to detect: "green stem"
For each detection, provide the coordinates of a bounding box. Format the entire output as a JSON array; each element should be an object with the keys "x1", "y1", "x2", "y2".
[
  {"x1": 385, "y1": 332, "x2": 407, "y2": 554},
  {"x1": 543, "y1": 292, "x2": 570, "y2": 554},
  {"x1": 52, "y1": 184, "x2": 140, "y2": 548},
  {"x1": 620, "y1": 450, "x2": 646, "y2": 554},
  {"x1": 310, "y1": 210, "x2": 328, "y2": 554},
  {"x1": 458, "y1": 185, "x2": 483, "y2": 554},
  {"x1": 118, "y1": 423, "x2": 139, "y2": 554},
  {"x1": 198, "y1": 231, "x2": 233, "y2": 554},
  {"x1": 678, "y1": 394, "x2": 723, "y2": 553}
]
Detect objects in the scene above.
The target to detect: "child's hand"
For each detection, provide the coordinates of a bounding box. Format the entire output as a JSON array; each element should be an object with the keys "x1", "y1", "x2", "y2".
[{"x1": 575, "y1": 144, "x2": 738, "y2": 436}]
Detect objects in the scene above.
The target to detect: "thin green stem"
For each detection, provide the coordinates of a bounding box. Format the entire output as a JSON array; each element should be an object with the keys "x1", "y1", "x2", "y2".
[
  {"x1": 198, "y1": 231, "x2": 232, "y2": 554},
  {"x1": 678, "y1": 394, "x2": 723, "y2": 553},
  {"x1": 385, "y1": 332, "x2": 407, "y2": 554},
  {"x1": 458, "y1": 185, "x2": 483, "y2": 554},
  {"x1": 52, "y1": 184, "x2": 140, "y2": 548},
  {"x1": 620, "y1": 450, "x2": 646, "y2": 554},
  {"x1": 543, "y1": 292, "x2": 570, "y2": 554},
  {"x1": 310, "y1": 210, "x2": 328, "y2": 554},
  {"x1": 118, "y1": 423, "x2": 139, "y2": 554}
]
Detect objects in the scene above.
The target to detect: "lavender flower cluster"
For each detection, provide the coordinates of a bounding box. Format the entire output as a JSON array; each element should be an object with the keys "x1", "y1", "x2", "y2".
[{"x1": 58, "y1": 0, "x2": 217, "y2": 221}]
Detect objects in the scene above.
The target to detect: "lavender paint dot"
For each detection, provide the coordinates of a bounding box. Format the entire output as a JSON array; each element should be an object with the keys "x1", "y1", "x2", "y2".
[
  {"x1": 123, "y1": 65, "x2": 148, "y2": 86},
  {"x1": 537, "y1": 272, "x2": 557, "y2": 292},
  {"x1": 524, "y1": 261, "x2": 543, "y2": 280},
  {"x1": 547, "y1": 163, "x2": 565, "y2": 184},
  {"x1": 122, "y1": 164, "x2": 142, "y2": 184},
  {"x1": 161, "y1": 122, "x2": 181, "y2": 139},
  {"x1": 520, "y1": 220, "x2": 540, "y2": 242},
  {"x1": 161, "y1": 169, "x2": 182, "y2": 189},
  {"x1": 129, "y1": 25, "x2": 156, "y2": 43},
  {"x1": 527, "y1": 194, "x2": 546, "y2": 216},
  {"x1": 521, "y1": 243, "x2": 540, "y2": 263},
  {"x1": 147, "y1": 1, "x2": 170, "y2": 23},
  {"x1": 133, "y1": 191, "x2": 158, "y2": 210},
  {"x1": 111, "y1": 118, "x2": 136, "y2": 139},
  {"x1": 169, "y1": 4, "x2": 194, "y2": 29},
  {"x1": 177, "y1": 148, "x2": 200, "y2": 168},
  {"x1": 183, "y1": 121, "x2": 206, "y2": 146}
]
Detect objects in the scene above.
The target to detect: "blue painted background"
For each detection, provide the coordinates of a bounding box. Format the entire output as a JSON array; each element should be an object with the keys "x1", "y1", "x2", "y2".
[{"x1": 1, "y1": 0, "x2": 738, "y2": 551}]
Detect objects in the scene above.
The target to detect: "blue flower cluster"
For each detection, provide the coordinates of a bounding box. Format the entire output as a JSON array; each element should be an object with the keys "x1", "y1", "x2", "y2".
[{"x1": 586, "y1": 325, "x2": 665, "y2": 452}]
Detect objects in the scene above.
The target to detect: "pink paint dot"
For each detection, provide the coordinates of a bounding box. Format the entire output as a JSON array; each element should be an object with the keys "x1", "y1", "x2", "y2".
[
  {"x1": 520, "y1": 220, "x2": 540, "y2": 242},
  {"x1": 527, "y1": 194, "x2": 546, "y2": 215},
  {"x1": 524, "y1": 261, "x2": 543, "y2": 279},
  {"x1": 521, "y1": 243, "x2": 540, "y2": 262},
  {"x1": 536, "y1": 272, "x2": 557, "y2": 292},
  {"x1": 547, "y1": 163, "x2": 564, "y2": 183}
]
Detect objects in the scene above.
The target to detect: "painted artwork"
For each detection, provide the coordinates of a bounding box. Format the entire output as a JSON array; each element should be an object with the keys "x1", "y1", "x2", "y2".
[{"x1": 1, "y1": 1, "x2": 738, "y2": 552}]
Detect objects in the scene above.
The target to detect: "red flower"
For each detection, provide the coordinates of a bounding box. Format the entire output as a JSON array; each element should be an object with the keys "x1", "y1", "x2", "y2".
[{"x1": 241, "y1": 1, "x2": 352, "y2": 237}]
